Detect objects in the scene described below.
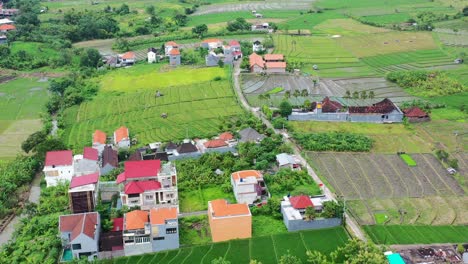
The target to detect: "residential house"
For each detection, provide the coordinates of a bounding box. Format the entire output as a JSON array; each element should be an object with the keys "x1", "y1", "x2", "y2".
[
  {"x1": 103, "y1": 55, "x2": 118, "y2": 68},
  {"x1": 117, "y1": 160, "x2": 178, "y2": 209},
  {"x1": 205, "y1": 51, "x2": 221, "y2": 67},
  {"x1": 281, "y1": 195, "x2": 341, "y2": 232},
  {"x1": 238, "y1": 127, "x2": 265, "y2": 143},
  {"x1": 249, "y1": 53, "x2": 264, "y2": 73},
  {"x1": 0, "y1": 35, "x2": 7, "y2": 45},
  {"x1": 229, "y1": 40, "x2": 241, "y2": 51},
  {"x1": 218, "y1": 132, "x2": 235, "y2": 145},
  {"x1": 251, "y1": 23, "x2": 270, "y2": 32},
  {"x1": 264, "y1": 54, "x2": 284, "y2": 62},
  {"x1": 0, "y1": 3, "x2": 19, "y2": 17},
  {"x1": 252, "y1": 40, "x2": 264, "y2": 52},
  {"x1": 149, "y1": 207, "x2": 179, "y2": 252},
  {"x1": 0, "y1": 18, "x2": 13, "y2": 25},
  {"x1": 92, "y1": 130, "x2": 107, "y2": 155},
  {"x1": 403, "y1": 107, "x2": 430, "y2": 122},
  {"x1": 265, "y1": 62, "x2": 286, "y2": 73},
  {"x1": 100, "y1": 145, "x2": 118, "y2": 175},
  {"x1": 43, "y1": 150, "x2": 74, "y2": 187},
  {"x1": 123, "y1": 210, "x2": 152, "y2": 256},
  {"x1": 59, "y1": 212, "x2": 100, "y2": 261},
  {"x1": 120, "y1": 51, "x2": 136, "y2": 66},
  {"x1": 69, "y1": 172, "x2": 99, "y2": 214},
  {"x1": 147, "y1": 47, "x2": 160, "y2": 63},
  {"x1": 164, "y1": 41, "x2": 178, "y2": 56},
  {"x1": 171, "y1": 139, "x2": 200, "y2": 159},
  {"x1": 165, "y1": 142, "x2": 178, "y2": 155},
  {"x1": 255, "y1": 13, "x2": 263, "y2": 18},
  {"x1": 201, "y1": 38, "x2": 223, "y2": 50},
  {"x1": 169, "y1": 48, "x2": 181, "y2": 66},
  {"x1": 276, "y1": 153, "x2": 300, "y2": 170},
  {"x1": 74, "y1": 147, "x2": 100, "y2": 176},
  {"x1": 114, "y1": 126, "x2": 131, "y2": 149},
  {"x1": 0, "y1": 23, "x2": 14, "y2": 32},
  {"x1": 348, "y1": 98, "x2": 403, "y2": 123},
  {"x1": 231, "y1": 170, "x2": 268, "y2": 205},
  {"x1": 207, "y1": 199, "x2": 251, "y2": 242}
]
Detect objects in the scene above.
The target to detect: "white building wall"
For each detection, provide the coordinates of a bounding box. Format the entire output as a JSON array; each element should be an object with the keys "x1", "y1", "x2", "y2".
[{"x1": 44, "y1": 165, "x2": 74, "y2": 187}]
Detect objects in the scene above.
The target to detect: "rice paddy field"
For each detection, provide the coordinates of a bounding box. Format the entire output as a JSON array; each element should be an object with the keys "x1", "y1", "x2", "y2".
[
  {"x1": 112, "y1": 226, "x2": 349, "y2": 264},
  {"x1": 62, "y1": 65, "x2": 243, "y2": 150},
  {"x1": 364, "y1": 225, "x2": 468, "y2": 244}
]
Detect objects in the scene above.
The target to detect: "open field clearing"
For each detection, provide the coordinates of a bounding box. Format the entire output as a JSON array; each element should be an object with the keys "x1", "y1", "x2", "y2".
[
  {"x1": 364, "y1": 225, "x2": 468, "y2": 244},
  {"x1": 179, "y1": 186, "x2": 236, "y2": 213},
  {"x1": 193, "y1": 0, "x2": 315, "y2": 15},
  {"x1": 307, "y1": 152, "x2": 464, "y2": 200},
  {"x1": 314, "y1": 18, "x2": 391, "y2": 35},
  {"x1": 414, "y1": 120, "x2": 468, "y2": 152},
  {"x1": 337, "y1": 32, "x2": 438, "y2": 58},
  {"x1": 361, "y1": 49, "x2": 458, "y2": 74},
  {"x1": 435, "y1": 19, "x2": 468, "y2": 32},
  {"x1": 114, "y1": 227, "x2": 348, "y2": 263},
  {"x1": 187, "y1": 10, "x2": 300, "y2": 27},
  {"x1": 436, "y1": 32, "x2": 468, "y2": 47},
  {"x1": 0, "y1": 120, "x2": 43, "y2": 161}
]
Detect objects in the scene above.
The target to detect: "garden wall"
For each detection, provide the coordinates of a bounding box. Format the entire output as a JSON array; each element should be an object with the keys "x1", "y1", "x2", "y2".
[{"x1": 284, "y1": 217, "x2": 342, "y2": 232}]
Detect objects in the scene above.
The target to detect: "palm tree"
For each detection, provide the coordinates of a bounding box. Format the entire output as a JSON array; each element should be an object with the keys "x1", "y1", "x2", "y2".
[
  {"x1": 284, "y1": 90, "x2": 291, "y2": 100},
  {"x1": 301, "y1": 89, "x2": 308, "y2": 97},
  {"x1": 369, "y1": 91, "x2": 375, "y2": 99},
  {"x1": 345, "y1": 90, "x2": 351, "y2": 98},
  {"x1": 293, "y1": 89, "x2": 300, "y2": 107}
]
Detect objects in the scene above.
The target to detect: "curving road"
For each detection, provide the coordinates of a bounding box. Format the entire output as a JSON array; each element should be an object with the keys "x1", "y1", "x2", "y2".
[{"x1": 231, "y1": 61, "x2": 366, "y2": 241}]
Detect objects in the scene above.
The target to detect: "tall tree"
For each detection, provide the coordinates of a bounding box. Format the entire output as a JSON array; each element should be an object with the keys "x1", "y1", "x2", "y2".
[
  {"x1": 192, "y1": 24, "x2": 208, "y2": 38},
  {"x1": 279, "y1": 100, "x2": 293, "y2": 117}
]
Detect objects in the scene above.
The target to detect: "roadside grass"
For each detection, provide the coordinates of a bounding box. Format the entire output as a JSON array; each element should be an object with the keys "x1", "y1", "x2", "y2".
[
  {"x1": 399, "y1": 154, "x2": 417, "y2": 167},
  {"x1": 363, "y1": 225, "x2": 468, "y2": 244},
  {"x1": 179, "y1": 186, "x2": 236, "y2": 213},
  {"x1": 252, "y1": 215, "x2": 287, "y2": 237}
]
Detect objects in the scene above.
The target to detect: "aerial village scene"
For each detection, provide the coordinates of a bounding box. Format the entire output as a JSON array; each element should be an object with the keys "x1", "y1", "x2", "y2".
[{"x1": 0, "y1": 0, "x2": 467, "y2": 263}]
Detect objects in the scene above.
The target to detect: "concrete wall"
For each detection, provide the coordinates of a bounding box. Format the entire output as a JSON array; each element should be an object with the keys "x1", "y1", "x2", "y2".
[
  {"x1": 288, "y1": 112, "x2": 348, "y2": 122},
  {"x1": 349, "y1": 112, "x2": 403, "y2": 123},
  {"x1": 118, "y1": 139, "x2": 131, "y2": 149},
  {"x1": 151, "y1": 219, "x2": 179, "y2": 252},
  {"x1": 99, "y1": 181, "x2": 120, "y2": 202},
  {"x1": 72, "y1": 234, "x2": 99, "y2": 260},
  {"x1": 170, "y1": 55, "x2": 181, "y2": 66},
  {"x1": 288, "y1": 111, "x2": 403, "y2": 123},
  {"x1": 204, "y1": 146, "x2": 236, "y2": 154},
  {"x1": 251, "y1": 65, "x2": 263, "y2": 73},
  {"x1": 208, "y1": 212, "x2": 251, "y2": 242},
  {"x1": 124, "y1": 242, "x2": 152, "y2": 256},
  {"x1": 282, "y1": 215, "x2": 342, "y2": 232}
]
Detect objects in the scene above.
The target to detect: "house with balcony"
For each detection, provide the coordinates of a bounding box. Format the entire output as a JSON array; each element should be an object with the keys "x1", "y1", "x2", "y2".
[
  {"x1": 231, "y1": 170, "x2": 269, "y2": 205},
  {"x1": 208, "y1": 199, "x2": 251, "y2": 242},
  {"x1": 69, "y1": 172, "x2": 99, "y2": 214},
  {"x1": 117, "y1": 160, "x2": 178, "y2": 210},
  {"x1": 123, "y1": 207, "x2": 179, "y2": 256},
  {"x1": 43, "y1": 150, "x2": 74, "y2": 187},
  {"x1": 59, "y1": 212, "x2": 100, "y2": 261}
]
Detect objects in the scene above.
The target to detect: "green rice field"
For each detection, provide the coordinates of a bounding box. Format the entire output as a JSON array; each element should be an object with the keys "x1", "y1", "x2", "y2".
[
  {"x1": 399, "y1": 154, "x2": 417, "y2": 167},
  {"x1": 113, "y1": 226, "x2": 349, "y2": 264},
  {"x1": 364, "y1": 225, "x2": 468, "y2": 244}
]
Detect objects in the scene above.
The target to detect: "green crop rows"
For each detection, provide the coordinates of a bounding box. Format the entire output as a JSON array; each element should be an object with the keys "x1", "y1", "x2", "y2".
[{"x1": 364, "y1": 225, "x2": 468, "y2": 244}]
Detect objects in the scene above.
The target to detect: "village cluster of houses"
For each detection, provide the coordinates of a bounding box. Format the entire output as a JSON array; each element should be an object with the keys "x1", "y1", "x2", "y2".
[
  {"x1": 0, "y1": 17, "x2": 16, "y2": 45},
  {"x1": 249, "y1": 52, "x2": 287, "y2": 74}
]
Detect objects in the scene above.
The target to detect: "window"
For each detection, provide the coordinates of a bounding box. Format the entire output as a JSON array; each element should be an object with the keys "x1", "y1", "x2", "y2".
[
  {"x1": 153, "y1": 237, "x2": 165, "y2": 241},
  {"x1": 72, "y1": 244, "x2": 82, "y2": 250},
  {"x1": 128, "y1": 194, "x2": 139, "y2": 198},
  {"x1": 166, "y1": 228, "x2": 177, "y2": 234},
  {"x1": 145, "y1": 195, "x2": 154, "y2": 200}
]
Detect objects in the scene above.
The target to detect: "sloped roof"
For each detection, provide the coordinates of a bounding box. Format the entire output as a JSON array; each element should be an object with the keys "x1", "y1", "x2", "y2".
[
  {"x1": 125, "y1": 210, "x2": 148, "y2": 230},
  {"x1": 124, "y1": 180, "x2": 161, "y2": 194},
  {"x1": 165, "y1": 41, "x2": 177, "y2": 46},
  {"x1": 249, "y1": 53, "x2": 264, "y2": 68},
  {"x1": 229, "y1": 40, "x2": 240, "y2": 46},
  {"x1": 0, "y1": 24, "x2": 15, "y2": 31},
  {"x1": 203, "y1": 38, "x2": 221, "y2": 43},
  {"x1": 70, "y1": 172, "x2": 99, "y2": 189},
  {"x1": 219, "y1": 132, "x2": 234, "y2": 141},
  {"x1": 45, "y1": 150, "x2": 73, "y2": 167},
  {"x1": 177, "y1": 142, "x2": 198, "y2": 154},
  {"x1": 204, "y1": 139, "x2": 228, "y2": 149},
  {"x1": 209, "y1": 199, "x2": 250, "y2": 217},
  {"x1": 102, "y1": 146, "x2": 118, "y2": 167},
  {"x1": 321, "y1": 97, "x2": 343, "y2": 113},
  {"x1": 169, "y1": 48, "x2": 180, "y2": 55},
  {"x1": 112, "y1": 217, "x2": 124, "y2": 232},
  {"x1": 93, "y1": 130, "x2": 106, "y2": 145},
  {"x1": 349, "y1": 98, "x2": 397, "y2": 114},
  {"x1": 276, "y1": 153, "x2": 296, "y2": 166},
  {"x1": 265, "y1": 62, "x2": 286, "y2": 69},
  {"x1": 150, "y1": 207, "x2": 178, "y2": 225},
  {"x1": 238, "y1": 127, "x2": 265, "y2": 143},
  {"x1": 289, "y1": 195, "x2": 313, "y2": 209},
  {"x1": 60, "y1": 212, "x2": 98, "y2": 241},
  {"x1": 119, "y1": 160, "x2": 161, "y2": 183},
  {"x1": 128, "y1": 151, "x2": 142, "y2": 161},
  {"x1": 166, "y1": 142, "x2": 177, "y2": 150},
  {"x1": 121, "y1": 51, "x2": 135, "y2": 60},
  {"x1": 264, "y1": 54, "x2": 284, "y2": 61},
  {"x1": 83, "y1": 147, "x2": 99, "y2": 161},
  {"x1": 403, "y1": 107, "x2": 428, "y2": 118},
  {"x1": 231, "y1": 170, "x2": 263, "y2": 181},
  {"x1": 114, "y1": 126, "x2": 129, "y2": 143}
]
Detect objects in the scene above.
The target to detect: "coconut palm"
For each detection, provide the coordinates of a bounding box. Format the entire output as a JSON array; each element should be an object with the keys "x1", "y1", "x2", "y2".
[{"x1": 293, "y1": 89, "x2": 301, "y2": 106}]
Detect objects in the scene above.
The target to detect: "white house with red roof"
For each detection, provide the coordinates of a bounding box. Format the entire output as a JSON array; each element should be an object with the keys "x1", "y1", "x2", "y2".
[
  {"x1": 231, "y1": 170, "x2": 269, "y2": 205},
  {"x1": 114, "y1": 126, "x2": 130, "y2": 149},
  {"x1": 69, "y1": 172, "x2": 99, "y2": 214},
  {"x1": 119, "y1": 51, "x2": 136, "y2": 66},
  {"x1": 117, "y1": 160, "x2": 178, "y2": 210},
  {"x1": 59, "y1": 212, "x2": 100, "y2": 261},
  {"x1": 201, "y1": 38, "x2": 223, "y2": 50},
  {"x1": 164, "y1": 41, "x2": 178, "y2": 56},
  {"x1": 43, "y1": 150, "x2": 74, "y2": 187}
]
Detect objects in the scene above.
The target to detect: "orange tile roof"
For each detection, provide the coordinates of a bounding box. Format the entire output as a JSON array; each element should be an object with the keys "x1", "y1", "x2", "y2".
[
  {"x1": 150, "y1": 207, "x2": 177, "y2": 225},
  {"x1": 121, "y1": 51, "x2": 135, "y2": 60},
  {"x1": 219, "y1": 132, "x2": 233, "y2": 141},
  {"x1": 0, "y1": 24, "x2": 15, "y2": 31},
  {"x1": 93, "y1": 130, "x2": 106, "y2": 144},
  {"x1": 265, "y1": 62, "x2": 286, "y2": 69},
  {"x1": 231, "y1": 170, "x2": 263, "y2": 181},
  {"x1": 165, "y1": 41, "x2": 178, "y2": 46},
  {"x1": 125, "y1": 210, "x2": 149, "y2": 230},
  {"x1": 209, "y1": 199, "x2": 250, "y2": 217},
  {"x1": 203, "y1": 38, "x2": 222, "y2": 43},
  {"x1": 114, "y1": 126, "x2": 129, "y2": 143},
  {"x1": 169, "y1": 48, "x2": 180, "y2": 55},
  {"x1": 204, "y1": 139, "x2": 228, "y2": 149},
  {"x1": 264, "y1": 54, "x2": 284, "y2": 61},
  {"x1": 249, "y1": 53, "x2": 264, "y2": 68}
]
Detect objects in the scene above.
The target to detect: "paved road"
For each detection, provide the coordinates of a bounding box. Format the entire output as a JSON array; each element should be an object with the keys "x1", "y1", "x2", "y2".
[
  {"x1": 0, "y1": 173, "x2": 42, "y2": 247},
  {"x1": 231, "y1": 61, "x2": 366, "y2": 241}
]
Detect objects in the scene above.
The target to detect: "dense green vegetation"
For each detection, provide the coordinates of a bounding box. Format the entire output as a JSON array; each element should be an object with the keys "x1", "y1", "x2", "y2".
[
  {"x1": 364, "y1": 225, "x2": 468, "y2": 244},
  {"x1": 399, "y1": 154, "x2": 417, "y2": 167},
  {"x1": 294, "y1": 132, "x2": 373, "y2": 152},
  {"x1": 264, "y1": 168, "x2": 321, "y2": 197}
]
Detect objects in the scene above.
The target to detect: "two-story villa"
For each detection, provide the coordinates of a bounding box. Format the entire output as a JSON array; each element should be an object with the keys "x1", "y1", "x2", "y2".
[
  {"x1": 231, "y1": 170, "x2": 269, "y2": 205},
  {"x1": 43, "y1": 150, "x2": 74, "y2": 187}
]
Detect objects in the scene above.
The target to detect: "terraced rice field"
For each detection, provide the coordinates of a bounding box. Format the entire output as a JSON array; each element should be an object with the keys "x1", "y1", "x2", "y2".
[
  {"x1": 193, "y1": 0, "x2": 315, "y2": 15},
  {"x1": 113, "y1": 227, "x2": 349, "y2": 264},
  {"x1": 364, "y1": 225, "x2": 468, "y2": 244}
]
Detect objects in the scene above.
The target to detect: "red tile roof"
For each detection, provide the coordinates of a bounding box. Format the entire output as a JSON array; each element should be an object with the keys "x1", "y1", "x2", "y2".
[
  {"x1": 289, "y1": 195, "x2": 313, "y2": 209},
  {"x1": 321, "y1": 97, "x2": 343, "y2": 113},
  {"x1": 165, "y1": 41, "x2": 178, "y2": 46},
  {"x1": 45, "y1": 150, "x2": 73, "y2": 167},
  {"x1": 121, "y1": 51, "x2": 135, "y2": 60},
  {"x1": 0, "y1": 24, "x2": 15, "y2": 31},
  {"x1": 403, "y1": 107, "x2": 428, "y2": 118},
  {"x1": 219, "y1": 132, "x2": 234, "y2": 141},
  {"x1": 60, "y1": 212, "x2": 98, "y2": 241},
  {"x1": 231, "y1": 170, "x2": 263, "y2": 181},
  {"x1": 114, "y1": 126, "x2": 129, "y2": 143},
  {"x1": 169, "y1": 48, "x2": 180, "y2": 55},
  {"x1": 70, "y1": 172, "x2": 99, "y2": 188},
  {"x1": 204, "y1": 139, "x2": 228, "y2": 149},
  {"x1": 150, "y1": 207, "x2": 178, "y2": 225},
  {"x1": 264, "y1": 54, "x2": 284, "y2": 61},
  {"x1": 209, "y1": 199, "x2": 250, "y2": 217},
  {"x1": 229, "y1": 40, "x2": 240, "y2": 46},
  {"x1": 265, "y1": 62, "x2": 286, "y2": 69},
  {"x1": 83, "y1": 147, "x2": 99, "y2": 161},
  {"x1": 112, "y1": 217, "x2": 124, "y2": 231},
  {"x1": 125, "y1": 210, "x2": 149, "y2": 230},
  {"x1": 249, "y1": 53, "x2": 264, "y2": 68},
  {"x1": 124, "y1": 180, "x2": 161, "y2": 194},
  {"x1": 93, "y1": 130, "x2": 106, "y2": 145},
  {"x1": 349, "y1": 98, "x2": 397, "y2": 114}
]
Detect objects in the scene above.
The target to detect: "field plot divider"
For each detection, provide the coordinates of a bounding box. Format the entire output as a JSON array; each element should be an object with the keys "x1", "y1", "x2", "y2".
[
  {"x1": 331, "y1": 153, "x2": 365, "y2": 200},
  {"x1": 299, "y1": 232, "x2": 309, "y2": 251},
  {"x1": 168, "y1": 249, "x2": 182, "y2": 264},
  {"x1": 420, "y1": 155, "x2": 460, "y2": 196},
  {"x1": 200, "y1": 244, "x2": 214, "y2": 264},
  {"x1": 270, "y1": 235, "x2": 280, "y2": 264},
  {"x1": 223, "y1": 241, "x2": 232, "y2": 259},
  {"x1": 180, "y1": 247, "x2": 194, "y2": 264}
]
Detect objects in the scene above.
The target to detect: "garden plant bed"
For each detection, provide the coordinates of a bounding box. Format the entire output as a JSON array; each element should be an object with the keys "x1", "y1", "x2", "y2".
[{"x1": 399, "y1": 154, "x2": 417, "y2": 166}]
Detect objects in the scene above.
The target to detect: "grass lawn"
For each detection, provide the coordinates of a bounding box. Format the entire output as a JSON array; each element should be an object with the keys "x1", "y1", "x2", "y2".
[
  {"x1": 374, "y1": 212, "x2": 389, "y2": 224},
  {"x1": 364, "y1": 225, "x2": 468, "y2": 244},
  {"x1": 179, "y1": 215, "x2": 212, "y2": 246},
  {"x1": 113, "y1": 226, "x2": 349, "y2": 263},
  {"x1": 252, "y1": 215, "x2": 287, "y2": 237},
  {"x1": 399, "y1": 154, "x2": 417, "y2": 166},
  {"x1": 179, "y1": 186, "x2": 236, "y2": 213}
]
